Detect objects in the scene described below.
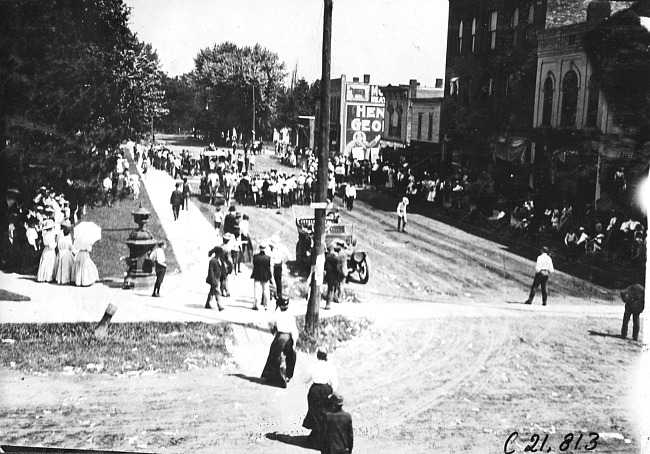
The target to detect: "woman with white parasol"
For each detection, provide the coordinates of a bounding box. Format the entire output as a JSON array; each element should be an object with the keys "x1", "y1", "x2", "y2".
[{"x1": 73, "y1": 221, "x2": 100, "y2": 287}]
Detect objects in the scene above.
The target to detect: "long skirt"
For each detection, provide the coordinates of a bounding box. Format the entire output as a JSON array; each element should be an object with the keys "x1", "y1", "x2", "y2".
[
  {"x1": 36, "y1": 248, "x2": 57, "y2": 282},
  {"x1": 303, "y1": 382, "x2": 333, "y2": 428},
  {"x1": 74, "y1": 250, "x2": 99, "y2": 287},
  {"x1": 55, "y1": 250, "x2": 75, "y2": 285},
  {"x1": 261, "y1": 333, "x2": 296, "y2": 388}
]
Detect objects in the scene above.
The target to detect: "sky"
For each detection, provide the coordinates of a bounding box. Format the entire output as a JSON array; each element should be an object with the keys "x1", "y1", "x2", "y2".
[{"x1": 124, "y1": 0, "x2": 450, "y2": 87}]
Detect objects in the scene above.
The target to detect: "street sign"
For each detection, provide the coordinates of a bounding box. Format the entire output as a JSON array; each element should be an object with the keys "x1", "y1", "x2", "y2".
[{"x1": 310, "y1": 202, "x2": 328, "y2": 209}]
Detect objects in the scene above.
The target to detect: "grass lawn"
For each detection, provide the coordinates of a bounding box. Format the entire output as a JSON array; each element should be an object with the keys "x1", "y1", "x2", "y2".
[
  {"x1": 0, "y1": 317, "x2": 372, "y2": 374},
  {"x1": 81, "y1": 154, "x2": 179, "y2": 280},
  {"x1": 0, "y1": 322, "x2": 232, "y2": 373}
]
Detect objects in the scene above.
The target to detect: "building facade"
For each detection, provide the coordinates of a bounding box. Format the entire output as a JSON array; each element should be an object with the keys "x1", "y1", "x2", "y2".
[
  {"x1": 532, "y1": 0, "x2": 635, "y2": 207},
  {"x1": 442, "y1": 0, "x2": 548, "y2": 172}
]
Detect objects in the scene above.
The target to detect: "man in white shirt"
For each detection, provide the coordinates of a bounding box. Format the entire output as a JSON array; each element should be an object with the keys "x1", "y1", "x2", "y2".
[
  {"x1": 397, "y1": 197, "x2": 409, "y2": 233},
  {"x1": 525, "y1": 246, "x2": 554, "y2": 306},
  {"x1": 344, "y1": 183, "x2": 357, "y2": 211},
  {"x1": 261, "y1": 298, "x2": 298, "y2": 388},
  {"x1": 150, "y1": 241, "x2": 167, "y2": 297}
]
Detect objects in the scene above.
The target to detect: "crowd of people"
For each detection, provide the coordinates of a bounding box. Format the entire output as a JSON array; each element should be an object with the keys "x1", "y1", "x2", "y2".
[{"x1": 2, "y1": 186, "x2": 99, "y2": 286}]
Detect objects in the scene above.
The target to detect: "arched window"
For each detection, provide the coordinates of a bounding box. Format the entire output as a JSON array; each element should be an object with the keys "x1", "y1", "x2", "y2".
[
  {"x1": 458, "y1": 20, "x2": 464, "y2": 54},
  {"x1": 586, "y1": 74, "x2": 599, "y2": 127},
  {"x1": 541, "y1": 76, "x2": 554, "y2": 126},
  {"x1": 560, "y1": 70, "x2": 579, "y2": 127},
  {"x1": 471, "y1": 18, "x2": 477, "y2": 52}
]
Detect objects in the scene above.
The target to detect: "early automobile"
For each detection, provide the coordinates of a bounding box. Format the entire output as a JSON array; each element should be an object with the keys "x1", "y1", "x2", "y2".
[{"x1": 295, "y1": 214, "x2": 369, "y2": 284}]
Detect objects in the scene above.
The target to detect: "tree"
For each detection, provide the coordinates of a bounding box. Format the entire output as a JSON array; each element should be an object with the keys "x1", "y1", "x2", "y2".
[
  {"x1": 193, "y1": 42, "x2": 286, "y2": 143},
  {"x1": 158, "y1": 73, "x2": 198, "y2": 134},
  {"x1": 584, "y1": 1, "x2": 650, "y2": 149},
  {"x1": 275, "y1": 77, "x2": 319, "y2": 131},
  {"x1": 0, "y1": 0, "x2": 163, "y2": 206}
]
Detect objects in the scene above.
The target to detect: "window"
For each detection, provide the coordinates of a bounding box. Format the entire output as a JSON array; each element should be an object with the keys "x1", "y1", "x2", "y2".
[
  {"x1": 489, "y1": 11, "x2": 498, "y2": 49},
  {"x1": 396, "y1": 105, "x2": 403, "y2": 137},
  {"x1": 417, "y1": 113, "x2": 423, "y2": 139},
  {"x1": 528, "y1": 4, "x2": 534, "y2": 22},
  {"x1": 458, "y1": 20, "x2": 464, "y2": 54},
  {"x1": 512, "y1": 7, "x2": 519, "y2": 46},
  {"x1": 450, "y1": 77, "x2": 459, "y2": 96},
  {"x1": 471, "y1": 18, "x2": 477, "y2": 52},
  {"x1": 542, "y1": 75, "x2": 554, "y2": 126},
  {"x1": 428, "y1": 113, "x2": 433, "y2": 140},
  {"x1": 586, "y1": 75, "x2": 599, "y2": 127},
  {"x1": 560, "y1": 70, "x2": 579, "y2": 127}
]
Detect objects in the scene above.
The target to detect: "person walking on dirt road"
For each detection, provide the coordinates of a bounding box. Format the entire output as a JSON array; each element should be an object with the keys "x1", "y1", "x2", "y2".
[
  {"x1": 620, "y1": 283, "x2": 644, "y2": 341},
  {"x1": 261, "y1": 297, "x2": 298, "y2": 388},
  {"x1": 303, "y1": 346, "x2": 338, "y2": 450},
  {"x1": 397, "y1": 197, "x2": 409, "y2": 233},
  {"x1": 524, "y1": 246, "x2": 554, "y2": 306},
  {"x1": 321, "y1": 392, "x2": 354, "y2": 454}
]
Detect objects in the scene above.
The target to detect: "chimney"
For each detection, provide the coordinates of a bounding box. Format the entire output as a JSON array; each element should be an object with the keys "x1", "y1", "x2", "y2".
[
  {"x1": 352, "y1": 77, "x2": 360, "y2": 83},
  {"x1": 409, "y1": 79, "x2": 418, "y2": 97},
  {"x1": 363, "y1": 74, "x2": 370, "y2": 84},
  {"x1": 435, "y1": 78, "x2": 443, "y2": 88}
]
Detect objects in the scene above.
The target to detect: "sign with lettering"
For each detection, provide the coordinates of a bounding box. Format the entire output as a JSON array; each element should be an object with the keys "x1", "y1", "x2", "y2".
[{"x1": 344, "y1": 102, "x2": 385, "y2": 160}]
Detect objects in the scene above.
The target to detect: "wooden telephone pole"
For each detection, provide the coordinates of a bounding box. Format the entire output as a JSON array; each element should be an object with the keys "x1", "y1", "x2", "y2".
[{"x1": 306, "y1": 0, "x2": 332, "y2": 333}]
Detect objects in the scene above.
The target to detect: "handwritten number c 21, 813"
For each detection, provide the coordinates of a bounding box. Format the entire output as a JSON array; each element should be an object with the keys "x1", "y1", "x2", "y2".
[{"x1": 504, "y1": 431, "x2": 599, "y2": 453}]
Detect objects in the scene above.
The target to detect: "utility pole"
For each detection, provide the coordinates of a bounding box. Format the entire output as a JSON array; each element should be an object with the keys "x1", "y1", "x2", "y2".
[
  {"x1": 306, "y1": 0, "x2": 332, "y2": 333},
  {"x1": 252, "y1": 84, "x2": 256, "y2": 142}
]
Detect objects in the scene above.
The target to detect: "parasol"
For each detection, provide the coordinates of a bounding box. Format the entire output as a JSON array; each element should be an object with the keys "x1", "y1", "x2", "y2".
[{"x1": 74, "y1": 221, "x2": 102, "y2": 245}]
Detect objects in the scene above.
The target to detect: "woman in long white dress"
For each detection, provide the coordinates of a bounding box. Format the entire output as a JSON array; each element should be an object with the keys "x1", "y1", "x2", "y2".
[
  {"x1": 36, "y1": 220, "x2": 57, "y2": 282},
  {"x1": 74, "y1": 239, "x2": 99, "y2": 287},
  {"x1": 54, "y1": 225, "x2": 75, "y2": 284}
]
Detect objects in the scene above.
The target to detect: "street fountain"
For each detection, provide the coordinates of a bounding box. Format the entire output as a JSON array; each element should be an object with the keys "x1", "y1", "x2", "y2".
[{"x1": 123, "y1": 203, "x2": 158, "y2": 289}]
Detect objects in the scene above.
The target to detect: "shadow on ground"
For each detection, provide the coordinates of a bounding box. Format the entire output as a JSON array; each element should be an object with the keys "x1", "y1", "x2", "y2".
[{"x1": 265, "y1": 432, "x2": 318, "y2": 451}]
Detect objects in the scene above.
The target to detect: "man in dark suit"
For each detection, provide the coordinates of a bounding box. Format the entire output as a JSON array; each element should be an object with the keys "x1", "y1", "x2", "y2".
[
  {"x1": 621, "y1": 283, "x2": 644, "y2": 341},
  {"x1": 250, "y1": 242, "x2": 272, "y2": 310},
  {"x1": 322, "y1": 393, "x2": 353, "y2": 454},
  {"x1": 170, "y1": 183, "x2": 183, "y2": 220},
  {"x1": 205, "y1": 246, "x2": 225, "y2": 311},
  {"x1": 223, "y1": 205, "x2": 238, "y2": 235}
]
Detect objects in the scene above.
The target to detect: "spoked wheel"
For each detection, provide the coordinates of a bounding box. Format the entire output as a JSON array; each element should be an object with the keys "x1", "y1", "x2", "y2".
[{"x1": 357, "y1": 256, "x2": 369, "y2": 284}]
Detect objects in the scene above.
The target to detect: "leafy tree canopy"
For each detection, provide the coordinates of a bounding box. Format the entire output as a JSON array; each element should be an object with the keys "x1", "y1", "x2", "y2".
[
  {"x1": 193, "y1": 42, "x2": 286, "y2": 143},
  {"x1": 584, "y1": 1, "x2": 650, "y2": 147},
  {"x1": 0, "y1": 0, "x2": 163, "y2": 205}
]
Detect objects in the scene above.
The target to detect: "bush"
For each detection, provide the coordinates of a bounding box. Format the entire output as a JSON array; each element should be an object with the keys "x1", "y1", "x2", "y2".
[{"x1": 295, "y1": 315, "x2": 372, "y2": 354}]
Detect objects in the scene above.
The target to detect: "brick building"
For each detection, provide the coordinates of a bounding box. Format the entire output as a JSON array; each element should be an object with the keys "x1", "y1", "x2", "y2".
[{"x1": 442, "y1": 0, "x2": 548, "y2": 174}]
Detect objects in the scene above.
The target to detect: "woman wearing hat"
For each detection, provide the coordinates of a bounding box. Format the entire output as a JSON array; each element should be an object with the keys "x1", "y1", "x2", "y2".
[
  {"x1": 54, "y1": 223, "x2": 75, "y2": 285},
  {"x1": 36, "y1": 219, "x2": 57, "y2": 282}
]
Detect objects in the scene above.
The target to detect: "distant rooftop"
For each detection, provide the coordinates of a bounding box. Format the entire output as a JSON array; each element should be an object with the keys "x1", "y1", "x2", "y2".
[{"x1": 545, "y1": 0, "x2": 634, "y2": 28}]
